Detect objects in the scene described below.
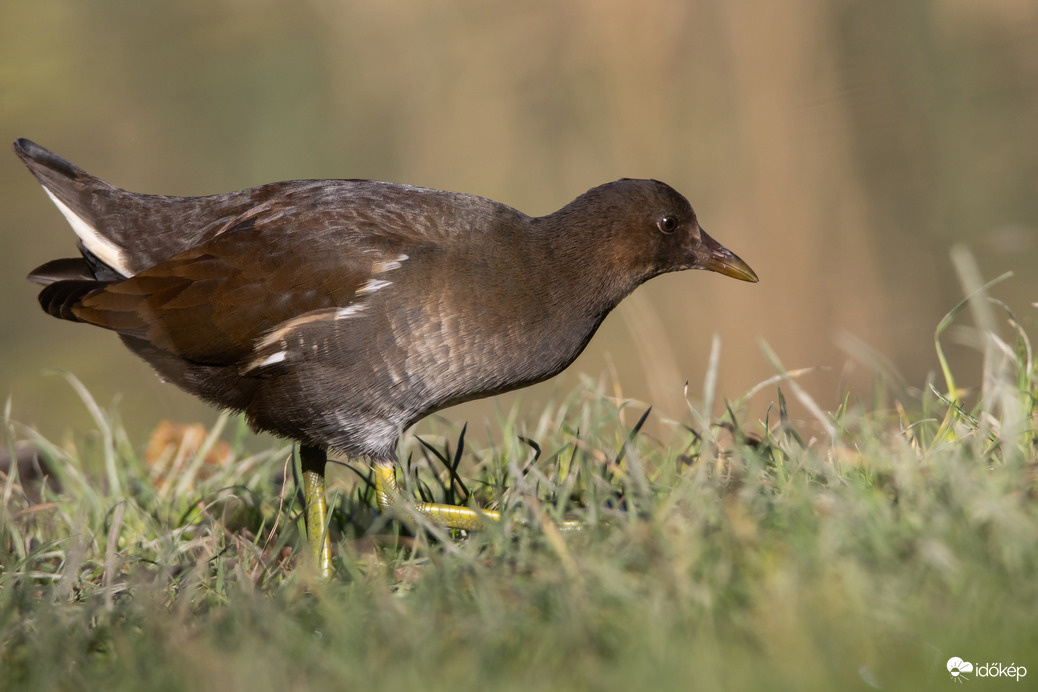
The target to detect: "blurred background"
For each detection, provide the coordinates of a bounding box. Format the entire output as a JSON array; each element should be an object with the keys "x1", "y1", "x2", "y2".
[{"x1": 2, "y1": 0, "x2": 1037, "y2": 451}]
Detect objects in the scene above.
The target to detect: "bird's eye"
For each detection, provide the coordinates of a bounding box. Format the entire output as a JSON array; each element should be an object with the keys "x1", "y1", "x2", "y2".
[{"x1": 657, "y1": 215, "x2": 678, "y2": 234}]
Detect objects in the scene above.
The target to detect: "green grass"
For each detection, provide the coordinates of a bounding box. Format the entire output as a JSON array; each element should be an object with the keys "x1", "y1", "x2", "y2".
[{"x1": 3, "y1": 282, "x2": 1038, "y2": 690}]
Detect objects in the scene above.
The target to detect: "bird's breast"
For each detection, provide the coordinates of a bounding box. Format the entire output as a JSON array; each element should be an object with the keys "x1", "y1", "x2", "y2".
[{"x1": 371, "y1": 275, "x2": 600, "y2": 419}]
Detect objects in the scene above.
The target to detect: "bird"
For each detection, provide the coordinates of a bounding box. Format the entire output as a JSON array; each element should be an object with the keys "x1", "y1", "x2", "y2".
[{"x1": 16, "y1": 137, "x2": 758, "y2": 577}]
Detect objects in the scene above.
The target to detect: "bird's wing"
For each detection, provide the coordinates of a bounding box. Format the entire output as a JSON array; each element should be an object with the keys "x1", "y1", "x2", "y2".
[{"x1": 67, "y1": 212, "x2": 422, "y2": 368}]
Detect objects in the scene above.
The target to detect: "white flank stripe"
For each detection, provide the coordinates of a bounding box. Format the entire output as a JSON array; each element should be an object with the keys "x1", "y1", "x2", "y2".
[
  {"x1": 244, "y1": 350, "x2": 288, "y2": 373},
  {"x1": 358, "y1": 278, "x2": 391, "y2": 296},
  {"x1": 373, "y1": 253, "x2": 409, "y2": 274},
  {"x1": 44, "y1": 188, "x2": 132, "y2": 277},
  {"x1": 335, "y1": 304, "x2": 367, "y2": 319},
  {"x1": 259, "y1": 351, "x2": 288, "y2": 366}
]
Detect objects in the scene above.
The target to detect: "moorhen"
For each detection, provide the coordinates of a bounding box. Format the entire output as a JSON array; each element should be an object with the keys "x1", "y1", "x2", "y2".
[{"x1": 16, "y1": 138, "x2": 757, "y2": 576}]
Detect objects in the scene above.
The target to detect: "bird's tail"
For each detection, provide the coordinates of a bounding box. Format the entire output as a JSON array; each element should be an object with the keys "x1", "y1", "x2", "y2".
[{"x1": 14, "y1": 138, "x2": 134, "y2": 278}]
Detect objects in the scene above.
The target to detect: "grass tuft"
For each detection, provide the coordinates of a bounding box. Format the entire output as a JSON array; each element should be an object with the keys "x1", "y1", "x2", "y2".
[{"x1": 3, "y1": 287, "x2": 1038, "y2": 689}]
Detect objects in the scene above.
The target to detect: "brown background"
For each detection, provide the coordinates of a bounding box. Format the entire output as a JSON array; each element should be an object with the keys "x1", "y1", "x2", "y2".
[{"x1": 3, "y1": 1, "x2": 1037, "y2": 451}]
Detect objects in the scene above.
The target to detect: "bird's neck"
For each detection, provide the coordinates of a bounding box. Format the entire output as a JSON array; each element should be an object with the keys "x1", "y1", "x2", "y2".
[{"x1": 533, "y1": 216, "x2": 647, "y2": 320}]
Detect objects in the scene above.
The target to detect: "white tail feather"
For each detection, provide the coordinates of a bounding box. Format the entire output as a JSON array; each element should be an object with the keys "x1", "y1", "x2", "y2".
[{"x1": 44, "y1": 188, "x2": 132, "y2": 277}]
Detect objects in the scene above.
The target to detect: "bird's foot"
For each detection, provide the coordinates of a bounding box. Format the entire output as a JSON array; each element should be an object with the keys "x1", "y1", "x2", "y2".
[
  {"x1": 373, "y1": 462, "x2": 499, "y2": 531},
  {"x1": 372, "y1": 462, "x2": 581, "y2": 532},
  {"x1": 299, "y1": 445, "x2": 333, "y2": 578}
]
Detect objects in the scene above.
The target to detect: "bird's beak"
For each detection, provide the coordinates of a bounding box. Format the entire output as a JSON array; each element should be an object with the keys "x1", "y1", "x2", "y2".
[{"x1": 694, "y1": 227, "x2": 759, "y2": 283}]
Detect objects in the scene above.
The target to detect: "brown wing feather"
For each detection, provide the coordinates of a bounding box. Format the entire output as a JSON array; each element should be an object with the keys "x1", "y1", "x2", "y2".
[
  {"x1": 69, "y1": 221, "x2": 393, "y2": 365},
  {"x1": 32, "y1": 174, "x2": 477, "y2": 372}
]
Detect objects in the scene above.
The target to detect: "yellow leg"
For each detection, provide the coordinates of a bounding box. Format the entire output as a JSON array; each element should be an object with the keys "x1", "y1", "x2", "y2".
[
  {"x1": 373, "y1": 462, "x2": 499, "y2": 531},
  {"x1": 299, "y1": 445, "x2": 333, "y2": 578}
]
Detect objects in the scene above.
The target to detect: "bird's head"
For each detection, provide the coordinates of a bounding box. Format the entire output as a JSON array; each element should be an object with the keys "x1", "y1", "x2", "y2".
[{"x1": 553, "y1": 178, "x2": 758, "y2": 290}]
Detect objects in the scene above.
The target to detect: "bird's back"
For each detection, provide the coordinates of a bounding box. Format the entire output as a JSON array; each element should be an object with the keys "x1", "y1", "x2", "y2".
[{"x1": 18, "y1": 139, "x2": 599, "y2": 456}]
